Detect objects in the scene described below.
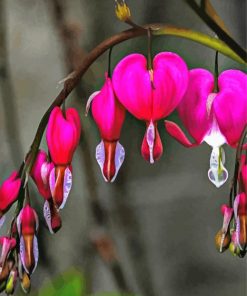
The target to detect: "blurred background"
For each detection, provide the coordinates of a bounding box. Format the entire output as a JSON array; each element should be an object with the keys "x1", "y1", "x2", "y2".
[{"x1": 0, "y1": 0, "x2": 246, "y2": 295}]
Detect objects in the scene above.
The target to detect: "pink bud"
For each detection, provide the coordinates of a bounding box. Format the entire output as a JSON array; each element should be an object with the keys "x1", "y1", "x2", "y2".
[
  {"x1": 17, "y1": 205, "x2": 39, "y2": 275},
  {"x1": 89, "y1": 74, "x2": 126, "y2": 182},
  {"x1": 31, "y1": 150, "x2": 54, "y2": 199},
  {"x1": 46, "y1": 107, "x2": 81, "y2": 165},
  {"x1": 0, "y1": 171, "x2": 21, "y2": 222}
]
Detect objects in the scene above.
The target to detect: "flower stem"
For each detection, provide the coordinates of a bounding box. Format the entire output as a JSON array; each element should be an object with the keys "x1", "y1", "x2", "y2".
[
  {"x1": 108, "y1": 46, "x2": 113, "y2": 78},
  {"x1": 214, "y1": 51, "x2": 219, "y2": 92},
  {"x1": 147, "y1": 28, "x2": 153, "y2": 70}
]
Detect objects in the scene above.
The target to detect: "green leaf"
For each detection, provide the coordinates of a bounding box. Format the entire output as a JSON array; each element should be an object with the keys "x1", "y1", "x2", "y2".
[{"x1": 34, "y1": 268, "x2": 86, "y2": 296}]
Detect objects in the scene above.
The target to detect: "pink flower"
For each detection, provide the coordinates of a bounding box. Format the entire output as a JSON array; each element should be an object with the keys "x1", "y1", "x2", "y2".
[
  {"x1": 0, "y1": 237, "x2": 16, "y2": 270},
  {"x1": 112, "y1": 52, "x2": 188, "y2": 163},
  {"x1": 46, "y1": 107, "x2": 81, "y2": 165},
  {"x1": 165, "y1": 69, "x2": 247, "y2": 187},
  {"x1": 17, "y1": 205, "x2": 39, "y2": 274},
  {"x1": 0, "y1": 172, "x2": 21, "y2": 227},
  {"x1": 46, "y1": 107, "x2": 80, "y2": 209},
  {"x1": 87, "y1": 74, "x2": 125, "y2": 182},
  {"x1": 31, "y1": 150, "x2": 61, "y2": 233},
  {"x1": 31, "y1": 150, "x2": 54, "y2": 200}
]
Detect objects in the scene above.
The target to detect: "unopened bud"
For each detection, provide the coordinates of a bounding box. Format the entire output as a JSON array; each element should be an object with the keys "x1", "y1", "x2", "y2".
[
  {"x1": 115, "y1": 0, "x2": 131, "y2": 22},
  {"x1": 215, "y1": 229, "x2": 230, "y2": 253}
]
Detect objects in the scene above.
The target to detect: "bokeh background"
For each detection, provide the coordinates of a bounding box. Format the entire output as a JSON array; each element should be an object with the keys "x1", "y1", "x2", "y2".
[{"x1": 0, "y1": 0, "x2": 246, "y2": 295}]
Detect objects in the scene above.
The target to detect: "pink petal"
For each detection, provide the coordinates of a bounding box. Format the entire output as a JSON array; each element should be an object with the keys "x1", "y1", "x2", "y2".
[
  {"x1": 164, "y1": 120, "x2": 198, "y2": 147},
  {"x1": 0, "y1": 171, "x2": 21, "y2": 212},
  {"x1": 213, "y1": 70, "x2": 247, "y2": 147},
  {"x1": 31, "y1": 150, "x2": 54, "y2": 199},
  {"x1": 152, "y1": 52, "x2": 189, "y2": 120},
  {"x1": 177, "y1": 69, "x2": 214, "y2": 144},
  {"x1": 141, "y1": 121, "x2": 163, "y2": 163},
  {"x1": 46, "y1": 107, "x2": 81, "y2": 165},
  {"x1": 91, "y1": 74, "x2": 125, "y2": 141},
  {"x1": 112, "y1": 54, "x2": 153, "y2": 120}
]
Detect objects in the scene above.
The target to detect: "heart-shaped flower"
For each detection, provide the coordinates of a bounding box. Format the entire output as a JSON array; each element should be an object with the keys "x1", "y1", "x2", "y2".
[
  {"x1": 87, "y1": 74, "x2": 126, "y2": 182},
  {"x1": 165, "y1": 69, "x2": 247, "y2": 187},
  {"x1": 113, "y1": 52, "x2": 188, "y2": 163}
]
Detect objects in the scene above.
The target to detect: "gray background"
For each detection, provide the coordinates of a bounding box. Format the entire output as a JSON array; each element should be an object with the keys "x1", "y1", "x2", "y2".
[{"x1": 0, "y1": 0, "x2": 246, "y2": 295}]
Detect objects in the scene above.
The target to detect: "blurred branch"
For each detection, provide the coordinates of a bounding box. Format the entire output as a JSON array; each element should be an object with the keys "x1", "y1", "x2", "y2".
[
  {"x1": 0, "y1": 0, "x2": 23, "y2": 166},
  {"x1": 185, "y1": 0, "x2": 247, "y2": 62},
  {"x1": 49, "y1": 0, "x2": 131, "y2": 293},
  {"x1": 200, "y1": 0, "x2": 230, "y2": 35}
]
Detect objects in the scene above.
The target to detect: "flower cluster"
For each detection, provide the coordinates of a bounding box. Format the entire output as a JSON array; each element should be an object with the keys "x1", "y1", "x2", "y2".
[
  {"x1": 215, "y1": 154, "x2": 247, "y2": 257},
  {"x1": 88, "y1": 52, "x2": 247, "y2": 187},
  {"x1": 0, "y1": 43, "x2": 246, "y2": 294},
  {"x1": 0, "y1": 106, "x2": 81, "y2": 293}
]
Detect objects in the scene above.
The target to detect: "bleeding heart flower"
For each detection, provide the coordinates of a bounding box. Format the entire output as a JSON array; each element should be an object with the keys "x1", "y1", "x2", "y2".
[
  {"x1": 0, "y1": 172, "x2": 21, "y2": 227},
  {"x1": 31, "y1": 150, "x2": 61, "y2": 234},
  {"x1": 113, "y1": 52, "x2": 188, "y2": 163},
  {"x1": 87, "y1": 73, "x2": 125, "y2": 182},
  {"x1": 165, "y1": 69, "x2": 247, "y2": 187},
  {"x1": 0, "y1": 237, "x2": 16, "y2": 271},
  {"x1": 17, "y1": 205, "x2": 39, "y2": 275},
  {"x1": 46, "y1": 107, "x2": 81, "y2": 209}
]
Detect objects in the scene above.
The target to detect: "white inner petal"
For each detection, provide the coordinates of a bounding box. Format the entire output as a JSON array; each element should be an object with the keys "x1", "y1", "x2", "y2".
[{"x1": 204, "y1": 117, "x2": 226, "y2": 148}]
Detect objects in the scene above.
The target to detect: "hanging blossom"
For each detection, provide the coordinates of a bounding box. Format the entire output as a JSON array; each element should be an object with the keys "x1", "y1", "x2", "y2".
[
  {"x1": 17, "y1": 205, "x2": 39, "y2": 275},
  {"x1": 87, "y1": 73, "x2": 126, "y2": 182},
  {"x1": 165, "y1": 69, "x2": 247, "y2": 187},
  {"x1": 46, "y1": 107, "x2": 81, "y2": 209},
  {"x1": 0, "y1": 172, "x2": 21, "y2": 227},
  {"x1": 215, "y1": 154, "x2": 247, "y2": 257},
  {"x1": 113, "y1": 52, "x2": 189, "y2": 163},
  {"x1": 31, "y1": 150, "x2": 62, "y2": 233}
]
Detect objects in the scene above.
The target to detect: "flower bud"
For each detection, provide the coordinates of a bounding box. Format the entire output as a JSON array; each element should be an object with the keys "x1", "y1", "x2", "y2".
[{"x1": 115, "y1": 0, "x2": 131, "y2": 22}]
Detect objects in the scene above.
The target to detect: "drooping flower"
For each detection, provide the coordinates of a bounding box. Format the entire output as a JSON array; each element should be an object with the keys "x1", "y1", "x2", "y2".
[
  {"x1": 46, "y1": 107, "x2": 81, "y2": 209},
  {"x1": 0, "y1": 172, "x2": 21, "y2": 227},
  {"x1": 165, "y1": 69, "x2": 247, "y2": 187},
  {"x1": 31, "y1": 150, "x2": 61, "y2": 234},
  {"x1": 87, "y1": 74, "x2": 125, "y2": 182},
  {"x1": 17, "y1": 205, "x2": 39, "y2": 275},
  {"x1": 113, "y1": 52, "x2": 189, "y2": 163}
]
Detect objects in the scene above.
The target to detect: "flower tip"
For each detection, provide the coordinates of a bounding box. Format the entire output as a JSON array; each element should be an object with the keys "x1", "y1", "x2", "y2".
[{"x1": 115, "y1": 0, "x2": 131, "y2": 22}]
